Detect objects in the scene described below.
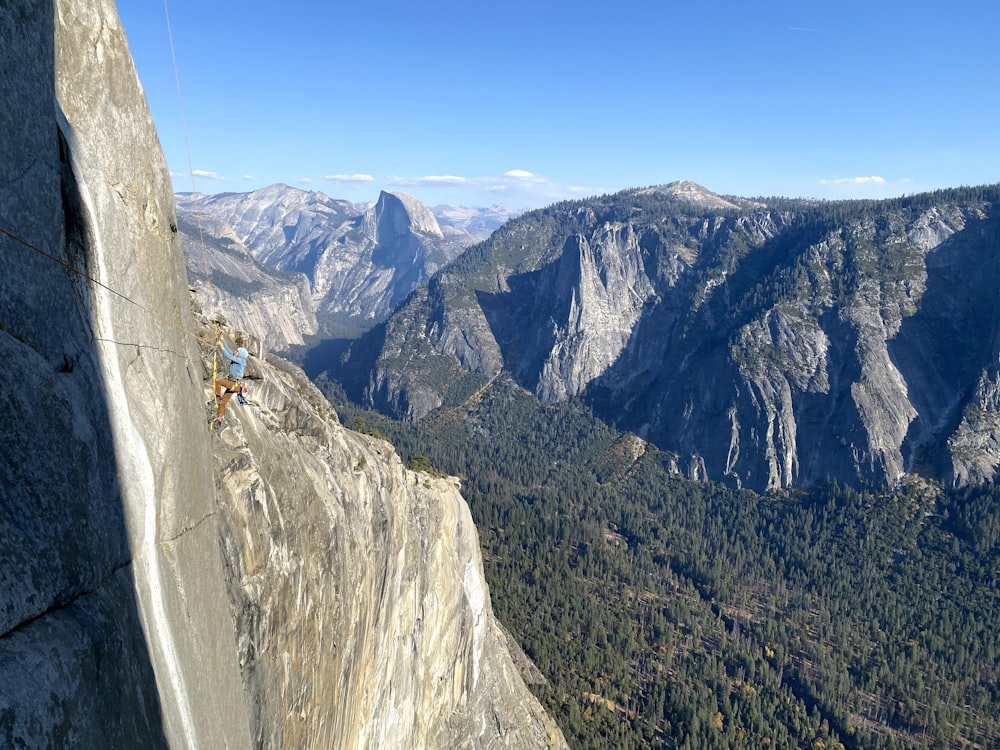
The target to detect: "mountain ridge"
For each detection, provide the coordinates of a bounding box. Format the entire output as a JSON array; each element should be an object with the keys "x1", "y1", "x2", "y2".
[
  {"x1": 177, "y1": 185, "x2": 519, "y2": 332},
  {"x1": 338, "y1": 182, "x2": 1000, "y2": 492}
]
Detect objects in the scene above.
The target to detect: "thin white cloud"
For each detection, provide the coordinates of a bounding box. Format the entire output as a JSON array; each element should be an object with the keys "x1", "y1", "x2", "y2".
[
  {"x1": 192, "y1": 169, "x2": 222, "y2": 180},
  {"x1": 497, "y1": 170, "x2": 548, "y2": 186},
  {"x1": 242, "y1": 174, "x2": 256, "y2": 181},
  {"x1": 819, "y1": 176, "x2": 886, "y2": 185},
  {"x1": 325, "y1": 173, "x2": 374, "y2": 183},
  {"x1": 387, "y1": 174, "x2": 468, "y2": 187},
  {"x1": 382, "y1": 169, "x2": 603, "y2": 207},
  {"x1": 297, "y1": 177, "x2": 313, "y2": 184},
  {"x1": 480, "y1": 170, "x2": 597, "y2": 199}
]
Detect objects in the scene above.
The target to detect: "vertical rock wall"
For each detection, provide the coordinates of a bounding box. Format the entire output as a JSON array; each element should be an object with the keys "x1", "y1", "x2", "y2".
[
  {"x1": 53, "y1": 1, "x2": 253, "y2": 744},
  {"x1": 210, "y1": 348, "x2": 566, "y2": 749},
  {"x1": 1, "y1": 0, "x2": 164, "y2": 745},
  {"x1": 2, "y1": 0, "x2": 252, "y2": 746}
]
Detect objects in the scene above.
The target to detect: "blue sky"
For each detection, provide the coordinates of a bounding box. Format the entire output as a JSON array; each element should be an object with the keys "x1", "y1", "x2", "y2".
[{"x1": 119, "y1": 0, "x2": 999, "y2": 209}]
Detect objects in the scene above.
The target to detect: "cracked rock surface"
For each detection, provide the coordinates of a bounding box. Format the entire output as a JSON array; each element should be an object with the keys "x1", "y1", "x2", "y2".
[{"x1": 204, "y1": 327, "x2": 566, "y2": 749}]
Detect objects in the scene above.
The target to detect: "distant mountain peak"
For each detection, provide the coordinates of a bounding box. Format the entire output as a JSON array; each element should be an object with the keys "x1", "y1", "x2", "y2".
[
  {"x1": 177, "y1": 184, "x2": 497, "y2": 325},
  {"x1": 638, "y1": 181, "x2": 741, "y2": 210},
  {"x1": 375, "y1": 190, "x2": 443, "y2": 237}
]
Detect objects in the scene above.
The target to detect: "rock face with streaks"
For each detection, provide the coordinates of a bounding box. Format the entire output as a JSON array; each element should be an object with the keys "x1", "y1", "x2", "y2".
[
  {"x1": 0, "y1": 1, "x2": 565, "y2": 748},
  {"x1": 208, "y1": 329, "x2": 566, "y2": 749},
  {"x1": 1, "y1": 0, "x2": 250, "y2": 746},
  {"x1": 350, "y1": 184, "x2": 1000, "y2": 492}
]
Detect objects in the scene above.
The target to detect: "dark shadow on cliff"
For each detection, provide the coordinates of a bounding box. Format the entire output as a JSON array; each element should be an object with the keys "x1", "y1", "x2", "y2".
[
  {"x1": 310, "y1": 322, "x2": 390, "y2": 406},
  {"x1": 0, "y1": 91, "x2": 168, "y2": 745},
  {"x1": 299, "y1": 334, "x2": 369, "y2": 402},
  {"x1": 475, "y1": 263, "x2": 559, "y2": 395},
  {"x1": 890, "y1": 207, "x2": 1000, "y2": 476}
]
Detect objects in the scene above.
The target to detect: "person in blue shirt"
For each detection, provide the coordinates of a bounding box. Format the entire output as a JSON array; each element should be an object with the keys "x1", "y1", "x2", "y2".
[{"x1": 213, "y1": 337, "x2": 249, "y2": 422}]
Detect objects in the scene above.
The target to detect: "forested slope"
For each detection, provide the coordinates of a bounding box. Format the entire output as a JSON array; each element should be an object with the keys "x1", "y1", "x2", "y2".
[
  {"x1": 324, "y1": 376, "x2": 1000, "y2": 750},
  {"x1": 337, "y1": 183, "x2": 1000, "y2": 493}
]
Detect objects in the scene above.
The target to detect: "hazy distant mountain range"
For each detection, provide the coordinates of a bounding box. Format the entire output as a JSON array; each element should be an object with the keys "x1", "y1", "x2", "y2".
[
  {"x1": 177, "y1": 179, "x2": 1000, "y2": 494},
  {"x1": 176, "y1": 184, "x2": 520, "y2": 347}
]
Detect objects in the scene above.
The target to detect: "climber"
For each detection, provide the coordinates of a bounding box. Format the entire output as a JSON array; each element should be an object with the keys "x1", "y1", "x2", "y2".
[{"x1": 213, "y1": 337, "x2": 249, "y2": 422}]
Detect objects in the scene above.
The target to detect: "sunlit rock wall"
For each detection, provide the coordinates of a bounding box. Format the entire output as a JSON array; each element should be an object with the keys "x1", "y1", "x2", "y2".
[{"x1": 210, "y1": 345, "x2": 567, "y2": 749}]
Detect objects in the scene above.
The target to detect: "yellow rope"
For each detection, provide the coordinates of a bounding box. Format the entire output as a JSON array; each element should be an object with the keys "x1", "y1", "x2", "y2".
[{"x1": 210, "y1": 329, "x2": 220, "y2": 429}]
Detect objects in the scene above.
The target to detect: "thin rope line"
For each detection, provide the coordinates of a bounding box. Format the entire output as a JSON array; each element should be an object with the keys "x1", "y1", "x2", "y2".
[
  {"x1": 1, "y1": 225, "x2": 200, "y2": 341},
  {"x1": 2, "y1": 6, "x2": 221, "y2": 352},
  {"x1": 162, "y1": 0, "x2": 216, "y2": 319}
]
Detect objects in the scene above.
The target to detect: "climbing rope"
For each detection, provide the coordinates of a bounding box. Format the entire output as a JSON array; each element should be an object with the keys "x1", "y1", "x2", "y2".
[
  {"x1": 2, "y1": 222, "x2": 229, "y2": 431},
  {"x1": 2, "y1": 4, "x2": 230, "y2": 428},
  {"x1": 210, "y1": 322, "x2": 222, "y2": 429},
  {"x1": 161, "y1": 0, "x2": 227, "y2": 430},
  {"x1": 1, "y1": 0, "x2": 217, "y2": 344},
  {"x1": 162, "y1": 0, "x2": 216, "y2": 322},
  {"x1": 161, "y1": 0, "x2": 234, "y2": 432},
  {"x1": 0, "y1": 224, "x2": 199, "y2": 341}
]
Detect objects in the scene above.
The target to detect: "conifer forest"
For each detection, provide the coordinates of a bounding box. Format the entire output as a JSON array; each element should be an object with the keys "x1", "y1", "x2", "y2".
[{"x1": 325, "y1": 376, "x2": 1000, "y2": 750}]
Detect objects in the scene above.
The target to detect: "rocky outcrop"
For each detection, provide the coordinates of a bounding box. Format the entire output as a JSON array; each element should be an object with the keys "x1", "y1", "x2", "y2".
[
  {"x1": 948, "y1": 369, "x2": 1000, "y2": 487},
  {"x1": 535, "y1": 224, "x2": 656, "y2": 403},
  {"x1": 357, "y1": 184, "x2": 1000, "y2": 492},
  {"x1": 636, "y1": 180, "x2": 748, "y2": 211},
  {"x1": 207, "y1": 327, "x2": 566, "y2": 749},
  {"x1": 323, "y1": 190, "x2": 453, "y2": 317}
]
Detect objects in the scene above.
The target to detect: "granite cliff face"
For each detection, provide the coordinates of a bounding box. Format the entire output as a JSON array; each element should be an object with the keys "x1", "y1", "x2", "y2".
[
  {"x1": 2, "y1": 1, "x2": 250, "y2": 746},
  {"x1": 0, "y1": 2, "x2": 565, "y2": 748},
  {"x1": 352, "y1": 184, "x2": 1000, "y2": 492},
  {"x1": 208, "y1": 329, "x2": 565, "y2": 749}
]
